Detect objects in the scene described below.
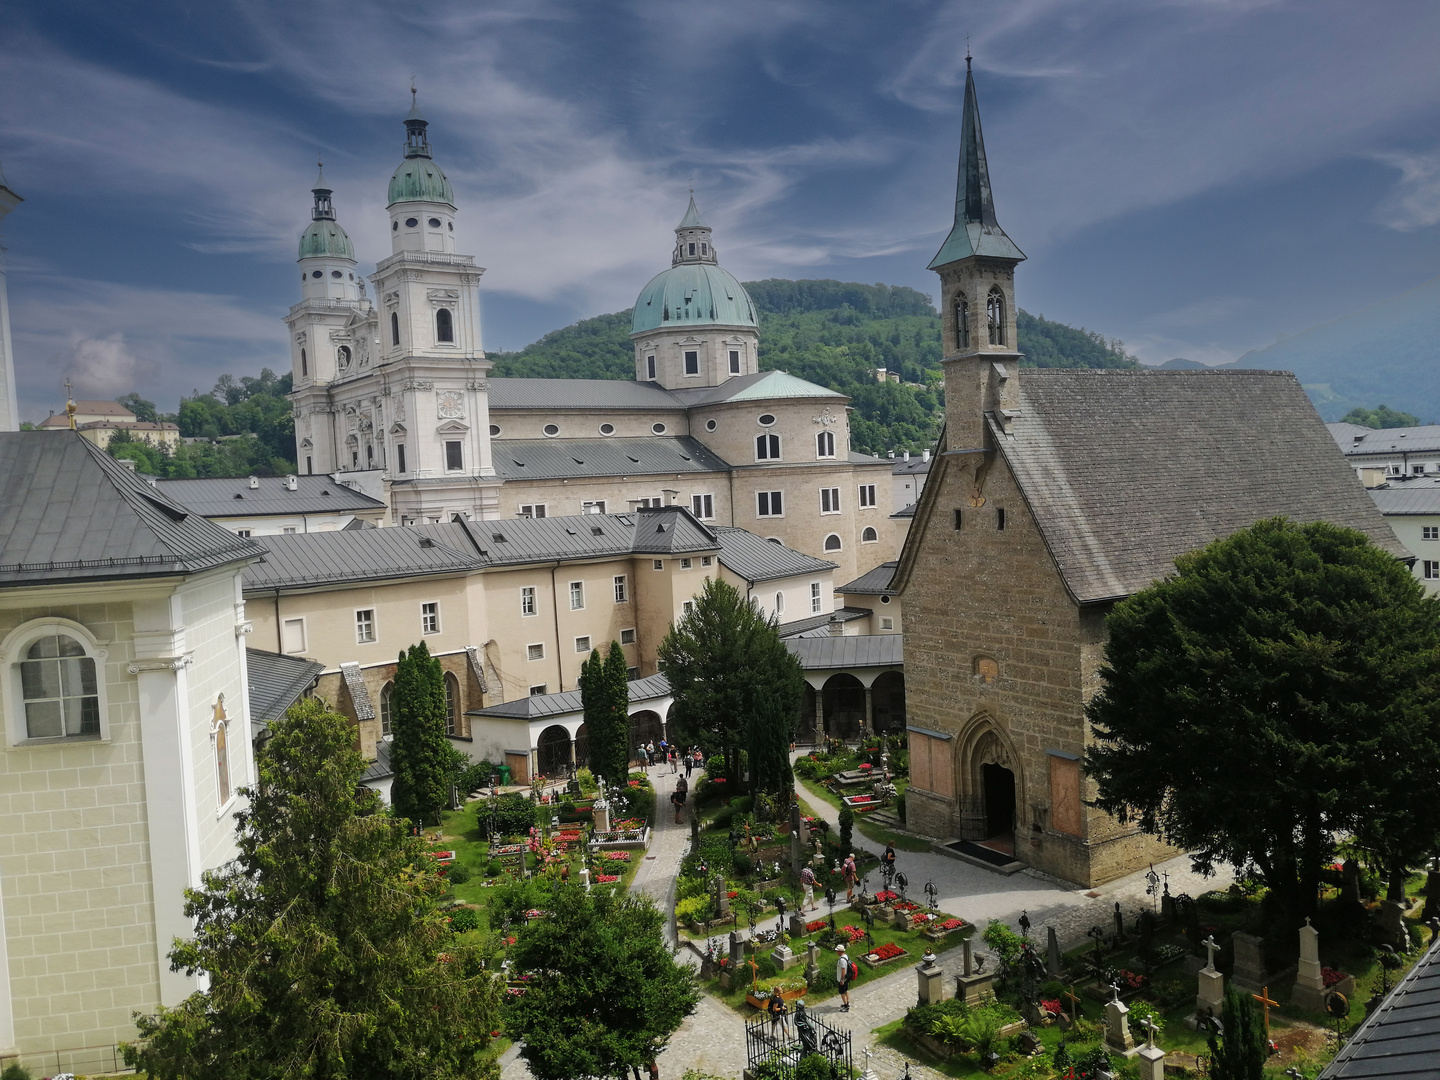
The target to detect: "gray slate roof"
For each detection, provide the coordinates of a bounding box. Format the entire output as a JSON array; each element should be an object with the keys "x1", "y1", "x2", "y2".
[
  {"x1": 490, "y1": 436, "x2": 731, "y2": 481},
  {"x1": 469, "y1": 671, "x2": 672, "y2": 720},
  {"x1": 1368, "y1": 476, "x2": 1440, "y2": 515},
  {"x1": 489, "y1": 378, "x2": 679, "y2": 411},
  {"x1": 777, "y1": 607, "x2": 874, "y2": 639},
  {"x1": 462, "y1": 508, "x2": 719, "y2": 564},
  {"x1": 1329, "y1": 422, "x2": 1440, "y2": 457},
  {"x1": 839, "y1": 561, "x2": 897, "y2": 595},
  {"x1": 892, "y1": 503, "x2": 917, "y2": 519},
  {"x1": 244, "y1": 525, "x2": 479, "y2": 590},
  {"x1": 786, "y1": 634, "x2": 903, "y2": 669},
  {"x1": 361, "y1": 740, "x2": 393, "y2": 783},
  {"x1": 1318, "y1": 932, "x2": 1440, "y2": 1078},
  {"x1": 712, "y1": 526, "x2": 837, "y2": 582},
  {"x1": 246, "y1": 648, "x2": 323, "y2": 736},
  {"x1": 892, "y1": 457, "x2": 932, "y2": 476},
  {"x1": 991, "y1": 370, "x2": 1409, "y2": 605},
  {"x1": 0, "y1": 432, "x2": 261, "y2": 585},
  {"x1": 154, "y1": 474, "x2": 386, "y2": 518}
]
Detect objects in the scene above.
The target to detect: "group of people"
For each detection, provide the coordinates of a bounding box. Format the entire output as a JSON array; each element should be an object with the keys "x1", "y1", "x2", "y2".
[{"x1": 637, "y1": 739, "x2": 704, "y2": 777}]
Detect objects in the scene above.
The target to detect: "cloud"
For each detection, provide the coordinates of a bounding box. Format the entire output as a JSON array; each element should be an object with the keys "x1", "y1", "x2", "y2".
[
  {"x1": 55, "y1": 335, "x2": 158, "y2": 398},
  {"x1": 1371, "y1": 150, "x2": 1440, "y2": 231}
]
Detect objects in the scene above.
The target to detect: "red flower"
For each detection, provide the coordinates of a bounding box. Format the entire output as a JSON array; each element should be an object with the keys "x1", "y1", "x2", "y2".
[
  {"x1": 874, "y1": 890, "x2": 898, "y2": 902},
  {"x1": 869, "y1": 943, "x2": 904, "y2": 961},
  {"x1": 595, "y1": 873, "x2": 619, "y2": 883},
  {"x1": 806, "y1": 919, "x2": 828, "y2": 932},
  {"x1": 841, "y1": 925, "x2": 865, "y2": 943},
  {"x1": 1041, "y1": 998, "x2": 1063, "y2": 1016},
  {"x1": 1323, "y1": 967, "x2": 1347, "y2": 987},
  {"x1": 937, "y1": 918, "x2": 966, "y2": 931},
  {"x1": 727, "y1": 891, "x2": 739, "y2": 899},
  {"x1": 858, "y1": 763, "x2": 873, "y2": 771}
]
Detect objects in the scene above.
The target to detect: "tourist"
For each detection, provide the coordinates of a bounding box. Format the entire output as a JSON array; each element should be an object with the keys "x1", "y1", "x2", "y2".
[
  {"x1": 670, "y1": 748, "x2": 678, "y2": 773},
  {"x1": 766, "y1": 990, "x2": 789, "y2": 1040},
  {"x1": 834, "y1": 945, "x2": 854, "y2": 1012},
  {"x1": 882, "y1": 843, "x2": 896, "y2": 878},
  {"x1": 842, "y1": 854, "x2": 857, "y2": 901},
  {"x1": 646, "y1": 740, "x2": 656, "y2": 766},
  {"x1": 670, "y1": 787, "x2": 685, "y2": 824},
  {"x1": 800, "y1": 864, "x2": 818, "y2": 912},
  {"x1": 683, "y1": 750, "x2": 694, "y2": 778}
]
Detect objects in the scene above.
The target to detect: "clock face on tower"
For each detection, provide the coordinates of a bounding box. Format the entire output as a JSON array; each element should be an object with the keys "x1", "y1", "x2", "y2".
[{"x1": 437, "y1": 390, "x2": 464, "y2": 419}]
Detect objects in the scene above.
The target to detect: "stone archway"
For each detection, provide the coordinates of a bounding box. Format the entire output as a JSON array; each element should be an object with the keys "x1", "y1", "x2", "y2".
[
  {"x1": 573, "y1": 722, "x2": 589, "y2": 768},
  {"x1": 955, "y1": 714, "x2": 1023, "y2": 845},
  {"x1": 821, "y1": 674, "x2": 865, "y2": 741},
  {"x1": 870, "y1": 671, "x2": 906, "y2": 734},
  {"x1": 536, "y1": 724, "x2": 573, "y2": 779},
  {"x1": 798, "y1": 684, "x2": 818, "y2": 744},
  {"x1": 628, "y1": 710, "x2": 664, "y2": 758}
]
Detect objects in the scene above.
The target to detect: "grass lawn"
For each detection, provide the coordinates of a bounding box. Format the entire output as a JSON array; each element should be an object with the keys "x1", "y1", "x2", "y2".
[{"x1": 797, "y1": 776, "x2": 931, "y2": 852}]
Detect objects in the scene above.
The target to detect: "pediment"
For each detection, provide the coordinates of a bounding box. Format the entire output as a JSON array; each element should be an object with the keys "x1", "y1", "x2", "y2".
[{"x1": 435, "y1": 420, "x2": 470, "y2": 434}]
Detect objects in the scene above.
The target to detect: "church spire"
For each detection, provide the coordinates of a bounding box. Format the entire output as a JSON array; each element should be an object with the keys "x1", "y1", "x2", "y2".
[
  {"x1": 928, "y1": 58, "x2": 1025, "y2": 268},
  {"x1": 672, "y1": 195, "x2": 717, "y2": 266},
  {"x1": 403, "y1": 86, "x2": 432, "y2": 159},
  {"x1": 311, "y1": 159, "x2": 335, "y2": 221}
]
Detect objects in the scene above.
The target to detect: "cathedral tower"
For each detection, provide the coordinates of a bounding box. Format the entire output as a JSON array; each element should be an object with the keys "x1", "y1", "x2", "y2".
[
  {"x1": 0, "y1": 162, "x2": 22, "y2": 432},
  {"x1": 931, "y1": 58, "x2": 1025, "y2": 454},
  {"x1": 629, "y1": 197, "x2": 759, "y2": 390}
]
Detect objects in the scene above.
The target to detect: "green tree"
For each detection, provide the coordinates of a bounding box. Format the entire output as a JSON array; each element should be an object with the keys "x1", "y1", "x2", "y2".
[
  {"x1": 115, "y1": 391, "x2": 162, "y2": 423},
  {"x1": 657, "y1": 577, "x2": 804, "y2": 785},
  {"x1": 1085, "y1": 518, "x2": 1440, "y2": 927},
  {"x1": 581, "y1": 641, "x2": 630, "y2": 784},
  {"x1": 838, "y1": 806, "x2": 855, "y2": 861},
  {"x1": 1341, "y1": 403, "x2": 1420, "y2": 429},
  {"x1": 747, "y1": 694, "x2": 794, "y2": 798},
  {"x1": 1206, "y1": 985, "x2": 1266, "y2": 1080},
  {"x1": 122, "y1": 699, "x2": 500, "y2": 1080},
  {"x1": 506, "y1": 884, "x2": 699, "y2": 1080},
  {"x1": 391, "y1": 642, "x2": 455, "y2": 826}
]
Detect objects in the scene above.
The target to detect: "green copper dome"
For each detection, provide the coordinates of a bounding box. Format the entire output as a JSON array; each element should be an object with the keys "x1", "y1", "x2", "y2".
[
  {"x1": 388, "y1": 158, "x2": 454, "y2": 207},
  {"x1": 299, "y1": 219, "x2": 355, "y2": 260},
  {"x1": 631, "y1": 263, "x2": 757, "y2": 335}
]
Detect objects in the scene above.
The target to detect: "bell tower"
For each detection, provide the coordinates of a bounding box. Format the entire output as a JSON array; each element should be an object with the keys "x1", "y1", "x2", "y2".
[{"x1": 931, "y1": 57, "x2": 1026, "y2": 454}]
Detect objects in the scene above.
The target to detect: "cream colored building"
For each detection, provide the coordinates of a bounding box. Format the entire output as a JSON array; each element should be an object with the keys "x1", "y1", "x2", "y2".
[
  {"x1": 0, "y1": 433, "x2": 263, "y2": 1073},
  {"x1": 154, "y1": 473, "x2": 388, "y2": 537}
]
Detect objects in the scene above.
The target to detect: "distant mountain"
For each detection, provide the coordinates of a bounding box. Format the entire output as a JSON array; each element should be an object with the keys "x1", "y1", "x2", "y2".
[
  {"x1": 1158, "y1": 357, "x2": 1207, "y2": 370},
  {"x1": 1233, "y1": 275, "x2": 1440, "y2": 423},
  {"x1": 490, "y1": 279, "x2": 1137, "y2": 454}
]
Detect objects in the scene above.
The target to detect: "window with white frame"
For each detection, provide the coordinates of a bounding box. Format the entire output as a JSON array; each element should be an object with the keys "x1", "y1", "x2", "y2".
[
  {"x1": 421, "y1": 602, "x2": 440, "y2": 635},
  {"x1": 236, "y1": 529, "x2": 252, "y2": 538},
  {"x1": 621, "y1": 628, "x2": 636, "y2": 644},
  {"x1": 810, "y1": 582, "x2": 822, "y2": 614},
  {"x1": 527, "y1": 643, "x2": 545, "y2": 661},
  {"x1": 530, "y1": 684, "x2": 548, "y2": 695},
  {"x1": 11, "y1": 628, "x2": 103, "y2": 741},
  {"x1": 519, "y1": 504, "x2": 547, "y2": 519},
  {"x1": 380, "y1": 682, "x2": 394, "y2": 737},
  {"x1": 820, "y1": 487, "x2": 841, "y2": 514},
  {"x1": 444, "y1": 440, "x2": 463, "y2": 471},
  {"x1": 757, "y1": 491, "x2": 783, "y2": 517},
  {"x1": 862, "y1": 526, "x2": 878, "y2": 543},
  {"x1": 281, "y1": 618, "x2": 307, "y2": 654},
  {"x1": 880, "y1": 616, "x2": 894, "y2": 631},
  {"x1": 444, "y1": 672, "x2": 459, "y2": 736},
  {"x1": 682, "y1": 600, "x2": 694, "y2": 616},
  {"x1": 636, "y1": 497, "x2": 663, "y2": 508},
  {"x1": 521, "y1": 586, "x2": 537, "y2": 616},
  {"x1": 1424, "y1": 526, "x2": 1440, "y2": 541},
  {"x1": 816, "y1": 431, "x2": 835, "y2": 458},
  {"x1": 653, "y1": 559, "x2": 665, "y2": 570},
  {"x1": 680, "y1": 558, "x2": 692, "y2": 569},
  {"x1": 1426, "y1": 561, "x2": 1440, "y2": 580},
  {"x1": 823, "y1": 534, "x2": 842, "y2": 552},
  {"x1": 684, "y1": 350, "x2": 699, "y2": 375},
  {"x1": 691, "y1": 493, "x2": 714, "y2": 519},
  {"x1": 614, "y1": 575, "x2": 628, "y2": 603},
  {"x1": 729, "y1": 349, "x2": 741, "y2": 374},
  {"x1": 859, "y1": 484, "x2": 877, "y2": 508},
  {"x1": 575, "y1": 635, "x2": 592, "y2": 653},
  {"x1": 282, "y1": 526, "x2": 297, "y2": 535},
  {"x1": 775, "y1": 592, "x2": 785, "y2": 615},
  {"x1": 355, "y1": 609, "x2": 376, "y2": 643},
  {"x1": 701, "y1": 555, "x2": 712, "y2": 567},
  {"x1": 756, "y1": 433, "x2": 781, "y2": 460},
  {"x1": 582, "y1": 500, "x2": 606, "y2": 515},
  {"x1": 1415, "y1": 465, "x2": 1428, "y2": 475},
  {"x1": 569, "y1": 581, "x2": 585, "y2": 610}
]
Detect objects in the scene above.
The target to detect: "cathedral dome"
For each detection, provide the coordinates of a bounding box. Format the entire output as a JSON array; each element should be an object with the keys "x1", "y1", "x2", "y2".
[
  {"x1": 298, "y1": 218, "x2": 355, "y2": 260},
  {"x1": 631, "y1": 263, "x2": 757, "y2": 335},
  {"x1": 387, "y1": 158, "x2": 454, "y2": 207}
]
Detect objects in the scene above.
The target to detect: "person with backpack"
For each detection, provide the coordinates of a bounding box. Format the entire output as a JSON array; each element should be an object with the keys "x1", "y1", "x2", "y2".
[
  {"x1": 800, "y1": 865, "x2": 818, "y2": 912},
  {"x1": 765, "y1": 988, "x2": 789, "y2": 1040},
  {"x1": 835, "y1": 945, "x2": 855, "y2": 1012}
]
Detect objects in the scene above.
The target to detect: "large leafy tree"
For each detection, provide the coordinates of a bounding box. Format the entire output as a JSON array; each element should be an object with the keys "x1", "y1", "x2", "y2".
[
  {"x1": 123, "y1": 699, "x2": 500, "y2": 1080},
  {"x1": 657, "y1": 577, "x2": 804, "y2": 784},
  {"x1": 391, "y1": 641, "x2": 456, "y2": 826},
  {"x1": 506, "y1": 884, "x2": 698, "y2": 1080},
  {"x1": 1086, "y1": 518, "x2": 1440, "y2": 927},
  {"x1": 581, "y1": 641, "x2": 630, "y2": 784}
]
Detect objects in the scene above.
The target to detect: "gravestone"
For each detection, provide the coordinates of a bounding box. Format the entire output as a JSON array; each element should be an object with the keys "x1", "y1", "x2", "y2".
[
  {"x1": 579, "y1": 867, "x2": 591, "y2": 893},
  {"x1": 954, "y1": 934, "x2": 994, "y2": 1003},
  {"x1": 772, "y1": 941, "x2": 799, "y2": 971},
  {"x1": 1379, "y1": 899, "x2": 1407, "y2": 950},
  {"x1": 1136, "y1": 1018, "x2": 1165, "y2": 1080},
  {"x1": 1341, "y1": 859, "x2": 1361, "y2": 905},
  {"x1": 1291, "y1": 918, "x2": 1327, "y2": 1011},
  {"x1": 1112, "y1": 902, "x2": 1128, "y2": 945},
  {"x1": 729, "y1": 931, "x2": 745, "y2": 970},
  {"x1": 1230, "y1": 931, "x2": 1266, "y2": 992},
  {"x1": 714, "y1": 874, "x2": 731, "y2": 919},
  {"x1": 789, "y1": 912, "x2": 808, "y2": 939},
  {"x1": 593, "y1": 777, "x2": 612, "y2": 834},
  {"x1": 916, "y1": 951, "x2": 944, "y2": 1005},
  {"x1": 1046, "y1": 925, "x2": 1063, "y2": 976},
  {"x1": 1195, "y1": 934, "x2": 1224, "y2": 1019},
  {"x1": 804, "y1": 939, "x2": 820, "y2": 984},
  {"x1": 1104, "y1": 983, "x2": 1137, "y2": 1056}
]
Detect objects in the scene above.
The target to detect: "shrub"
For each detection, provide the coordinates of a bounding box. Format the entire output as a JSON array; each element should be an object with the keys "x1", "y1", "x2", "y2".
[
  {"x1": 576, "y1": 767, "x2": 597, "y2": 794},
  {"x1": 896, "y1": 793, "x2": 907, "y2": 823},
  {"x1": 485, "y1": 859, "x2": 503, "y2": 877},
  {"x1": 447, "y1": 864, "x2": 471, "y2": 885},
  {"x1": 706, "y1": 754, "x2": 726, "y2": 779},
  {"x1": 676, "y1": 895, "x2": 714, "y2": 924},
  {"x1": 838, "y1": 807, "x2": 854, "y2": 859},
  {"x1": 449, "y1": 907, "x2": 480, "y2": 933},
  {"x1": 1126, "y1": 998, "x2": 1162, "y2": 1041},
  {"x1": 982, "y1": 919, "x2": 1025, "y2": 974},
  {"x1": 2, "y1": 1064, "x2": 32, "y2": 1080},
  {"x1": 733, "y1": 852, "x2": 753, "y2": 877},
  {"x1": 457, "y1": 760, "x2": 496, "y2": 795},
  {"x1": 794, "y1": 1053, "x2": 831, "y2": 1080},
  {"x1": 486, "y1": 792, "x2": 539, "y2": 837}
]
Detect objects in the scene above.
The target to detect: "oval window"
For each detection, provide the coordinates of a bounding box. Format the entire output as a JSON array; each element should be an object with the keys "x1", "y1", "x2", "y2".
[
  {"x1": 405, "y1": 217, "x2": 419, "y2": 228},
  {"x1": 331, "y1": 270, "x2": 343, "y2": 279},
  {"x1": 348, "y1": 273, "x2": 354, "y2": 281},
  {"x1": 543, "y1": 424, "x2": 560, "y2": 437},
  {"x1": 489, "y1": 424, "x2": 501, "y2": 437},
  {"x1": 652, "y1": 423, "x2": 667, "y2": 435},
  {"x1": 758, "y1": 414, "x2": 776, "y2": 426},
  {"x1": 448, "y1": 221, "x2": 454, "y2": 231},
  {"x1": 428, "y1": 217, "x2": 441, "y2": 228},
  {"x1": 392, "y1": 220, "x2": 399, "y2": 231},
  {"x1": 880, "y1": 594, "x2": 892, "y2": 605},
  {"x1": 311, "y1": 270, "x2": 323, "y2": 279},
  {"x1": 599, "y1": 423, "x2": 615, "y2": 436},
  {"x1": 705, "y1": 419, "x2": 717, "y2": 432}
]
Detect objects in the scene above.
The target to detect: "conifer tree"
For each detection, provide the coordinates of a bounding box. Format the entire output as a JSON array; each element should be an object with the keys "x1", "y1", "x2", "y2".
[
  {"x1": 1207, "y1": 985, "x2": 1266, "y2": 1080},
  {"x1": 581, "y1": 642, "x2": 629, "y2": 783},
  {"x1": 748, "y1": 694, "x2": 794, "y2": 798},
  {"x1": 391, "y1": 641, "x2": 452, "y2": 826}
]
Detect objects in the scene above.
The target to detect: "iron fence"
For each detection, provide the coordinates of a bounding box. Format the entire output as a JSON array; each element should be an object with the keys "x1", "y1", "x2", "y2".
[{"x1": 745, "y1": 1007, "x2": 851, "y2": 1079}]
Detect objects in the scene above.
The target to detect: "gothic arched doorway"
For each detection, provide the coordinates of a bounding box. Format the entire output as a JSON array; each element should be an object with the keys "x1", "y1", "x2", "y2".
[
  {"x1": 870, "y1": 671, "x2": 906, "y2": 734},
  {"x1": 822, "y1": 674, "x2": 864, "y2": 741},
  {"x1": 982, "y1": 762, "x2": 1016, "y2": 841},
  {"x1": 536, "y1": 725, "x2": 573, "y2": 779}
]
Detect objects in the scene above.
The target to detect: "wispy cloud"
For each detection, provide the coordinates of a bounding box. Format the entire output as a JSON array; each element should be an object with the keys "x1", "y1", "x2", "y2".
[{"x1": 1371, "y1": 150, "x2": 1440, "y2": 231}]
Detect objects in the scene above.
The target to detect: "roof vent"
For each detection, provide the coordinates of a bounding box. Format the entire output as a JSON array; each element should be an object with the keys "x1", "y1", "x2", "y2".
[
  {"x1": 566, "y1": 528, "x2": 577, "y2": 535},
  {"x1": 627, "y1": 455, "x2": 640, "y2": 463},
  {"x1": 572, "y1": 458, "x2": 585, "y2": 465},
  {"x1": 233, "y1": 492, "x2": 244, "y2": 499},
  {"x1": 679, "y1": 453, "x2": 691, "y2": 461},
  {"x1": 591, "y1": 526, "x2": 603, "y2": 536},
  {"x1": 286, "y1": 475, "x2": 298, "y2": 491},
  {"x1": 419, "y1": 536, "x2": 435, "y2": 548},
  {"x1": 492, "y1": 532, "x2": 507, "y2": 543},
  {"x1": 321, "y1": 489, "x2": 331, "y2": 496},
  {"x1": 248, "y1": 476, "x2": 259, "y2": 489},
  {"x1": 656, "y1": 523, "x2": 667, "y2": 533},
  {"x1": 512, "y1": 459, "x2": 525, "y2": 467}
]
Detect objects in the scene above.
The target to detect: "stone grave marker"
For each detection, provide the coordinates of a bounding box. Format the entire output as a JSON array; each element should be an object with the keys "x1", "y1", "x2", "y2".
[
  {"x1": 1136, "y1": 1018, "x2": 1165, "y2": 1080},
  {"x1": 714, "y1": 873, "x2": 731, "y2": 919},
  {"x1": 916, "y1": 950, "x2": 944, "y2": 1005},
  {"x1": 1046, "y1": 925, "x2": 1063, "y2": 976},
  {"x1": 1341, "y1": 859, "x2": 1360, "y2": 905},
  {"x1": 788, "y1": 911, "x2": 808, "y2": 939},
  {"x1": 1379, "y1": 899, "x2": 1407, "y2": 950},
  {"x1": 1291, "y1": 917, "x2": 1327, "y2": 1011},
  {"x1": 804, "y1": 939, "x2": 820, "y2": 984},
  {"x1": 771, "y1": 941, "x2": 798, "y2": 971},
  {"x1": 1230, "y1": 931, "x2": 1266, "y2": 991},
  {"x1": 1104, "y1": 982, "x2": 1137, "y2": 1056},
  {"x1": 729, "y1": 931, "x2": 745, "y2": 970},
  {"x1": 1195, "y1": 934, "x2": 1223, "y2": 1019}
]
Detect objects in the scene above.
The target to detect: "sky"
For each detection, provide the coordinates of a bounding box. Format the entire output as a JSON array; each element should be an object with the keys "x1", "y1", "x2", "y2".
[{"x1": 2, "y1": 0, "x2": 1439, "y2": 421}]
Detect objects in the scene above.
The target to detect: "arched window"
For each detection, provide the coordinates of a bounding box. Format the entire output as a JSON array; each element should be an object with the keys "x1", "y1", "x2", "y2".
[
  {"x1": 300, "y1": 348, "x2": 307, "y2": 376},
  {"x1": 823, "y1": 534, "x2": 842, "y2": 552},
  {"x1": 862, "y1": 526, "x2": 878, "y2": 543},
  {"x1": 756, "y1": 433, "x2": 781, "y2": 460},
  {"x1": 816, "y1": 431, "x2": 835, "y2": 458},
  {"x1": 211, "y1": 695, "x2": 232, "y2": 806},
  {"x1": 775, "y1": 592, "x2": 785, "y2": 616},
  {"x1": 380, "y1": 681, "x2": 394, "y2": 737},
  {"x1": 337, "y1": 345, "x2": 351, "y2": 371},
  {"x1": 987, "y1": 287, "x2": 1005, "y2": 346},
  {"x1": 955, "y1": 295, "x2": 969, "y2": 349},
  {"x1": 436, "y1": 308, "x2": 454, "y2": 343},
  {"x1": 444, "y1": 672, "x2": 460, "y2": 736},
  {"x1": 16, "y1": 632, "x2": 100, "y2": 740},
  {"x1": 974, "y1": 655, "x2": 999, "y2": 685},
  {"x1": 390, "y1": 311, "x2": 400, "y2": 347}
]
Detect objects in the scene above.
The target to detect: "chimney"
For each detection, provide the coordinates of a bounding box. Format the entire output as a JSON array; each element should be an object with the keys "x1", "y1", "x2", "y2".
[
  {"x1": 903, "y1": 450, "x2": 910, "y2": 462},
  {"x1": 248, "y1": 475, "x2": 259, "y2": 489},
  {"x1": 286, "y1": 475, "x2": 299, "y2": 491},
  {"x1": 922, "y1": 448, "x2": 931, "y2": 463}
]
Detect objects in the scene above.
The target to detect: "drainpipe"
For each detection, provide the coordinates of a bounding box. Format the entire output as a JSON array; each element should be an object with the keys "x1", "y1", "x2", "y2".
[{"x1": 274, "y1": 590, "x2": 283, "y2": 652}]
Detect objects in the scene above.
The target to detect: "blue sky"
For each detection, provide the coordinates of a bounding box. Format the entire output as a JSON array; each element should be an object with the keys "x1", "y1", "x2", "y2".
[{"x1": 3, "y1": 0, "x2": 1439, "y2": 420}]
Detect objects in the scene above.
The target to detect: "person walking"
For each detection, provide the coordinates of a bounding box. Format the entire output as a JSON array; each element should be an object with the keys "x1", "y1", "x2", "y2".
[
  {"x1": 842, "y1": 854, "x2": 857, "y2": 902},
  {"x1": 835, "y1": 945, "x2": 854, "y2": 1012},
  {"x1": 766, "y1": 989, "x2": 790, "y2": 1041},
  {"x1": 670, "y1": 787, "x2": 685, "y2": 824},
  {"x1": 670, "y1": 748, "x2": 678, "y2": 773},
  {"x1": 800, "y1": 865, "x2": 818, "y2": 912},
  {"x1": 881, "y1": 843, "x2": 896, "y2": 879},
  {"x1": 683, "y1": 750, "x2": 694, "y2": 778}
]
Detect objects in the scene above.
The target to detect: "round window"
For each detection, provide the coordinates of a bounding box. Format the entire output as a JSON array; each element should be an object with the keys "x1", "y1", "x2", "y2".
[
  {"x1": 705, "y1": 419, "x2": 717, "y2": 432},
  {"x1": 428, "y1": 217, "x2": 442, "y2": 228},
  {"x1": 392, "y1": 220, "x2": 399, "y2": 231},
  {"x1": 489, "y1": 424, "x2": 501, "y2": 437},
  {"x1": 599, "y1": 423, "x2": 615, "y2": 436},
  {"x1": 331, "y1": 270, "x2": 343, "y2": 279},
  {"x1": 311, "y1": 270, "x2": 323, "y2": 279},
  {"x1": 758, "y1": 414, "x2": 776, "y2": 426},
  {"x1": 880, "y1": 595, "x2": 892, "y2": 605},
  {"x1": 543, "y1": 424, "x2": 560, "y2": 437},
  {"x1": 652, "y1": 423, "x2": 667, "y2": 435},
  {"x1": 405, "y1": 217, "x2": 419, "y2": 228}
]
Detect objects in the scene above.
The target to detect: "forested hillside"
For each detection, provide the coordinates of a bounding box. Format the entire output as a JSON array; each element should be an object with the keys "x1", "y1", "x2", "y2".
[{"x1": 490, "y1": 279, "x2": 1138, "y2": 453}]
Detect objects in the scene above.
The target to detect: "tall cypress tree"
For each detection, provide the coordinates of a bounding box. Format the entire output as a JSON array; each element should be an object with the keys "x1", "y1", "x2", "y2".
[
  {"x1": 748, "y1": 694, "x2": 794, "y2": 798},
  {"x1": 602, "y1": 640, "x2": 632, "y2": 780},
  {"x1": 1207, "y1": 984, "x2": 1267, "y2": 1080},
  {"x1": 581, "y1": 643, "x2": 629, "y2": 785},
  {"x1": 391, "y1": 642, "x2": 451, "y2": 826}
]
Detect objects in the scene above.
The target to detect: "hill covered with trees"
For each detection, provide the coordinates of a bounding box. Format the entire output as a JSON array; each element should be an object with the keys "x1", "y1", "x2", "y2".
[{"x1": 489, "y1": 278, "x2": 1138, "y2": 454}]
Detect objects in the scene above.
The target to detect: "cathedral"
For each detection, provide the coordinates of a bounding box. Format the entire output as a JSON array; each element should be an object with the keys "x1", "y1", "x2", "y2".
[{"x1": 285, "y1": 93, "x2": 897, "y2": 583}]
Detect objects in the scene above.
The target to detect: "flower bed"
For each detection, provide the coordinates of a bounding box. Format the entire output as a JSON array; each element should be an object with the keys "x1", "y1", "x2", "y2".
[
  {"x1": 594, "y1": 873, "x2": 620, "y2": 884},
  {"x1": 556, "y1": 831, "x2": 581, "y2": 843},
  {"x1": 936, "y1": 918, "x2": 966, "y2": 932},
  {"x1": 892, "y1": 900, "x2": 919, "y2": 912},
  {"x1": 806, "y1": 919, "x2": 828, "y2": 933},
  {"x1": 839, "y1": 924, "x2": 866, "y2": 944},
  {"x1": 1322, "y1": 967, "x2": 1347, "y2": 987},
  {"x1": 863, "y1": 942, "x2": 907, "y2": 966},
  {"x1": 873, "y1": 890, "x2": 898, "y2": 903},
  {"x1": 524, "y1": 908, "x2": 547, "y2": 920},
  {"x1": 601, "y1": 851, "x2": 631, "y2": 862}
]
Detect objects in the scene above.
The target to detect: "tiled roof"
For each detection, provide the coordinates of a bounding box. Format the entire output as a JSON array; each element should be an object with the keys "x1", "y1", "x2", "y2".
[
  {"x1": 777, "y1": 607, "x2": 873, "y2": 639},
  {"x1": 1368, "y1": 476, "x2": 1440, "y2": 515},
  {"x1": 892, "y1": 504, "x2": 916, "y2": 518},
  {"x1": 1329, "y1": 422, "x2": 1440, "y2": 457},
  {"x1": 155, "y1": 474, "x2": 386, "y2": 518},
  {"x1": 785, "y1": 634, "x2": 903, "y2": 669},
  {"x1": 712, "y1": 526, "x2": 837, "y2": 582},
  {"x1": 37, "y1": 401, "x2": 135, "y2": 427},
  {"x1": 489, "y1": 378, "x2": 678, "y2": 411},
  {"x1": 839, "y1": 561, "x2": 897, "y2": 595},
  {"x1": 339, "y1": 661, "x2": 375, "y2": 720},
  {"x1": 361, "y1": 740, "x2": 394, "y2": 782},
  {"x1": 245, "y1": 648, "x2": 323, "y2": 735},
  {"x1": 469, "y1": 672, "x2": 672, "y2": 720},
  {"x1": 490, "y1": 436, "x2": 731, "y2": 480},
  {"x1": 1319, "y1": 933, "x2": 1440, "y2": 1078},
  {"x1": 993, "y1": 370, "x2": 1409, "y2": 605},
  {"x1": 892, "y1": 457, "x2": 932, "y2": 476},
  {"x1": 0, "y1": 432, "x2": 261, "y2": 585}
]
